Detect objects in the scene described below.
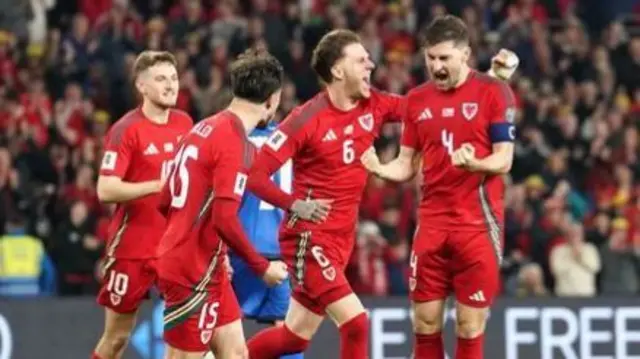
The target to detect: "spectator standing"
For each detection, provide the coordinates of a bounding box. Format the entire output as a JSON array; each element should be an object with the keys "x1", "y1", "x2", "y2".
[
  {"x1": 550, "y1": 222, "x2": 601, "y2": 296},
  {"x1": 50, "y1": 201, "x2": 102, "y2": 296},
  {"x1": 599, "y1": 218, "x2": 639, "y2": 295},
  {"x1": 0, "y1": 214, "x2": 56, "y2": 296}
]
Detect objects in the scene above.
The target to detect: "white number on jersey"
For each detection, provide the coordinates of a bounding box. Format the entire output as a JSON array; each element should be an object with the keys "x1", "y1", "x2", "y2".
[
  {"x1": 441, "y1": 129, "x2": 454, "y2": 156},
  {"x1": 169, "y1": 144, "x2": 199, "y2": 208},
  {"x1": 160, "y1": 159, "x2": 175, "y2": 181},
  {"x1": 343, "y1": 139, "x2": 355, "y2": 164}
]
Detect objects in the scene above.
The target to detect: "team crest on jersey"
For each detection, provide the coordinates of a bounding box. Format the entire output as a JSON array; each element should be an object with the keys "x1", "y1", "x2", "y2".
[
  {"x1": 200, "y1": 330, "x2": 213, "y2": 344},
  {"x1": 110, "y1": 293, "x2": 122, "y2": 306},
  {"x1": 462, "y1": 102, "x2": 478, "y2": 121},
  {"x1": 358, "y1": 113, "x2": 374, "y2": 132},
  {"x1": 322, "y1": 267, "x2": 336, "y2": 281}
]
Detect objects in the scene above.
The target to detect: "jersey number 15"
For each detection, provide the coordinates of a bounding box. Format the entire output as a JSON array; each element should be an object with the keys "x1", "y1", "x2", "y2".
[{"x1": 169, "y1": 144, "x2": 199, "y2": 209}]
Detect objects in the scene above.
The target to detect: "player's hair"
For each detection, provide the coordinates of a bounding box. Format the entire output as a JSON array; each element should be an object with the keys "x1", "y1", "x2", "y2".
[
  {"x1": 229, "y1": 48, "x2": 284, "y2": 104},
  {"x1": 132, "y1": 51, "x2": 177, "y2": 79},
  {"x1": 423, "y1": 15, "x2": 469, "y2": 48},
  {"x1": 311, "y1": 29, "x2": 362, "y2": 84}
]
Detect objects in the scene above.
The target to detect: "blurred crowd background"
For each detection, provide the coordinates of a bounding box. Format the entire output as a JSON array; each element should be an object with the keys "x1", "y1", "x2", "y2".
[{"x1": 0, "y1": 0, "x2": 638, "y2": 299}]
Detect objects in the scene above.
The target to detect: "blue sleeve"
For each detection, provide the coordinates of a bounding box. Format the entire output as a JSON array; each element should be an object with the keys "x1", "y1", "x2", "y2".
[{"x1": 40, "y1": 254, "x2": 57, "y2": 295}]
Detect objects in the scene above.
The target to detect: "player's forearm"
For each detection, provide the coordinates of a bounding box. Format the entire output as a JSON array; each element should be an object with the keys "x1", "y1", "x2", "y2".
[
  {"x1": 96, "y1": 176, "x2": 160, "y2": 203},
  {"x1": 375, "y1": 158, "x2": 415, "y2": 182},
  {"x1": 213, "y1": 198, "x2": 270, "y2": 276},
  {"x1": 468, "y1": 153, "x2": 513, "y2": 175},
  {"x1": 247, "y1": 157, "x2": 296, "y2": 210}
]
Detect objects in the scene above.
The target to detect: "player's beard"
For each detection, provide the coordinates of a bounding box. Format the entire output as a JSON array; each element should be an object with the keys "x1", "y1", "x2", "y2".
[
  {"x1": 346, "y1": 76, "x2": 367, "y2": 101},
  {"x1": 151, "y1": 89, "x2": 177, "y2": 110}
]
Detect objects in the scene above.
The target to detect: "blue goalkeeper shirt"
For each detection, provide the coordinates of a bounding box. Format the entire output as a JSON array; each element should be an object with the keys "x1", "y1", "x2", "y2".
[{"x1": 238, "y1": 123, "x2": 292, "y2": 258}]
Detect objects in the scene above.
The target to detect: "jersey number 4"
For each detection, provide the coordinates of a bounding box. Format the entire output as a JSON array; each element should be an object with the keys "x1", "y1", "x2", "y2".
[
  {"x1": 441, "y1": 130, "x2": 454, "y2": 156},
  {"x1": 169, "y1": 144, "x2": 199, "y2": 208}
]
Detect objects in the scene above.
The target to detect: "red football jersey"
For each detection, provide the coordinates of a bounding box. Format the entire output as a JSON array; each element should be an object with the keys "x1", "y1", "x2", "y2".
[
  {"x1": 258, "y1": 89, "x2": 403, "y2": 236},
  {"x1": 99, "y1": 108, "x2": 193, "y2": 259},
  {"x1": 402, "y1": 71, "x2": 516, "y2": 231},
  {"x1": 156, "y1": 111, "x2": 254, "y2": 289}
]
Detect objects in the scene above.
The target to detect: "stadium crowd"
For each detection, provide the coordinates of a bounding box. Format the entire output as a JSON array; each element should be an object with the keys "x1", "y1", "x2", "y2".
[{"x1": 0, "y1": 0, "x2": 639, "y2": 298}]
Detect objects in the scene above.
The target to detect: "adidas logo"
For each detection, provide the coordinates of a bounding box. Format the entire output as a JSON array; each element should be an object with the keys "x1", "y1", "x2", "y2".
[
  {"x1": 469, "y1": 290, "x2": 486, "y2": 302},
  {"x1": 322, "y1": 129, "x2": 338, "y2": 142},
  {"x1": 143, "y1": 143, "x2": 159, "y2": 155},
  {"x1": 418, "y1": 108, "x2": 432, "y2": 121}
]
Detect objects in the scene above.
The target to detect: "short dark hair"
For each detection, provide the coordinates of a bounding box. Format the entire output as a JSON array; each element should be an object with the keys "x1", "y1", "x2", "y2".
[
  {"x1": 423, "y1": 15, "x2": 469, "y2": 48},
  {"x1": 311, "y1": 29, "x2": 361, "y2": 84},
  {"x1": 229, "y1": 48, "x2": 284, "y2": 104},
  {"x1": 132, "y1": 51, "x2": 177, "y2": 79}
]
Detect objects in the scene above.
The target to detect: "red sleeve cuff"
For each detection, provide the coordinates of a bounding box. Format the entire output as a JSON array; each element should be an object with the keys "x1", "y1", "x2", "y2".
[{"x1": 248, "y1": 153, "x2": 296, "y2": 210}]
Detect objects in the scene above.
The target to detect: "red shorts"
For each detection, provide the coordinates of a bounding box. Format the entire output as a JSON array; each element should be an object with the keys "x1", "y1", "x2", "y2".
[
  {"x1": 158, "y1": 277, "x2": 241, "y2": 352},
  {"x1": 280, "y1": 230, "x2": 354, "y2": 315},
  {"x1": 97, "y1": 258, "x2": 156, "y2": 313},
  {"x1": 409, "y1": 226, "x2": 503, "y2": 308}
]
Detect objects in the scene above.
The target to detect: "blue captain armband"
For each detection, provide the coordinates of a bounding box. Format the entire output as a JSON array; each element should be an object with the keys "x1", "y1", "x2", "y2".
[{"x1": 489, "y1": 123, "x2": 516, "y2": 143}]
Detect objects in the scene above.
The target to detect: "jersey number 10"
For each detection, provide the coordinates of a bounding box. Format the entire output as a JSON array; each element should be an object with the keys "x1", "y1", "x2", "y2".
[{"x1": 169, "y1": 144, "x2": 199, "y2": 209}]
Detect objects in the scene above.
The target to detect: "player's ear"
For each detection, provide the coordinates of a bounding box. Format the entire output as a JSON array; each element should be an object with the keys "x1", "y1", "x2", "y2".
[
  {"x1": 462, "y1": 45, "x2": 471, "y2": 63},
  {"x1": 134, "y1": 76, "x2": 145, "y2": 96},
  {"x1": 330, "y1": 62, "x2": 344, "y2": 81}
]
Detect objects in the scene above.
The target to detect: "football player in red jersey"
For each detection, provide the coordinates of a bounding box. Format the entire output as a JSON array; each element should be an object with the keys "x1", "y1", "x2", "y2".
[
  {"x1": 361, "y1": 16, "x2": 519, "y2": 359},
  {"x1": 92, "y1": 51, "x2": 193, "y2": 359},
  {"x1": 156, "y1": 50, "x2": 289, "y2": 359},
  {"x1": 245, "y1": 29, "x2": 516, "y2": 359}
]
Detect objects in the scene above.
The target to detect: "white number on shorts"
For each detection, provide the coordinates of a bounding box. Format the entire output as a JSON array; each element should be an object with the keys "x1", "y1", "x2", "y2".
[
  {"x1": 169, "y1": 144, "x2": 199, "y2": 208},
  {"x1": 409, "y1": 251, "x2": 418, "y2": 278},
  {"x1": 106, "y1": 270, "x2": 129, "y2": 296},
  {"x1": 198, "y1": 302, "x2": 220, "y2": 330},
  {"x1": 311, "y1": 245, "x2": 331, "y2": 268},
  {"x1": 343, "y1": 139, "x2": 355, "y2": 164},
  {"x1": 441, "y1": 129, "x2": 454, "y2": 156}
]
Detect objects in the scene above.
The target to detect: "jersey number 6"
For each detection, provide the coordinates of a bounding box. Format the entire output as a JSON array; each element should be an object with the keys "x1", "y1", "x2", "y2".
[
  {"x1": 170, "y1": 144, "x2": 199, "y2": 208},
  {"x1": 343, "y1": 139, "x2": 355, "y2": 164}
]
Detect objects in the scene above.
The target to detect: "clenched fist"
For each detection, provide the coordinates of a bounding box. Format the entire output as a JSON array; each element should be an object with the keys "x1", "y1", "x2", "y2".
[
  {"x1": 451, "y1": 143, "x2": 477, "y2": 169},
  {"x1": 262, "y1": 260, "x2": 288, "y2": 286},
  {"x1": 490, "y1": 49, "x2": 519, "y2": 81}
]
